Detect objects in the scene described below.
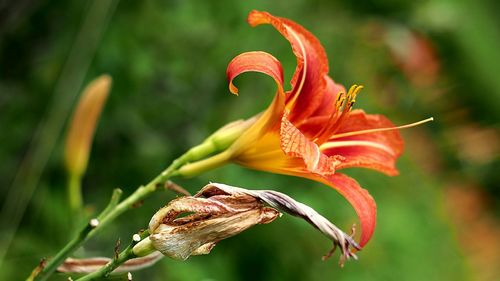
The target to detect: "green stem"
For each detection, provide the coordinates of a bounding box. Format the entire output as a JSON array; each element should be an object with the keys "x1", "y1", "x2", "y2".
[
  {"x1": 33, "y1": 176, "x2": 168, "y2": 281},
  {"x1": 32, "y1": 158, "x2": 173, "y2": 279},
  {"x1": 30, "y1": 139, "x2": 224, "y2": 281},
  {"x1": 75, "y1": 237, "x2": 140, "y2": 281},
  {"x1": 176, "y1": 151, "x2": 231, "y2": 178},
  {"x1": 68, "y1": 173, "x2": 83, "y2": 218},
  {"x1": 99, "y1": 188, "x2": 123, "y2": 219},
  {"x1": 76, "y1": 231, "x2": 150, "y2": 281},
  {"x1": 32, "y1": 183, "x2": 155, "y2": 281}
]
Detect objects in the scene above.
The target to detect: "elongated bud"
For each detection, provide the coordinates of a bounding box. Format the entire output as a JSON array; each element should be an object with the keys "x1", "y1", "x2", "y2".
[{"x1": 64, "y1": 75, "x2": 112, "y2": 177}]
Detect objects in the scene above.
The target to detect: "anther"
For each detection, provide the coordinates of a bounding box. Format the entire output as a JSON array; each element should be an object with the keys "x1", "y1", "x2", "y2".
[{"x1": 335, "y1": 92, "x2": 346, "y2": 110}]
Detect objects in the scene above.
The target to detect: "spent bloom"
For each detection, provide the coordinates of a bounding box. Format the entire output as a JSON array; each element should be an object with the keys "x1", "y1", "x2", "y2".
[
  {"x1": 132, "y1": 183, "x2": 359, "y2": 264},
  {"x1": 178, "y1": 11, "x2": 432, "y2": 247},
  {"x1": 58, "y1": 183, "x2": 361, "y2": 276},
  {"x1": 138, "y1": 183, "x2": 280, "y2": 260}
]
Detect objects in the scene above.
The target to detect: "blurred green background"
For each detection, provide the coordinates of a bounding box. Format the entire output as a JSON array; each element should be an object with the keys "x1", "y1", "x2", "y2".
[{"x1": 1, "y1": 0, "x2": 499, "y2": 280}]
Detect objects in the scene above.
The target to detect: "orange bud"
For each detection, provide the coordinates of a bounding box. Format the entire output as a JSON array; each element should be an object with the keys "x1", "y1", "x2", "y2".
[{"x1": 64, "y1": 75, "x2": 111, "y2": 177}]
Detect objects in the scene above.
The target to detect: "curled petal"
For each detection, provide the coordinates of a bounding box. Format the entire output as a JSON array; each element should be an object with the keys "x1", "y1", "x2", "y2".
[
  {"x1": 200, "y1": 183, "x2": 361, "y2": 264},
  {"x1": 225, "y1": 51, "x2": 287, "y2": 156},
  {"x1": 227, "y1": 51, "x2": 284, "y2": 96},
  {"x1": 248, "y1": 10, "x2": 337, "y2": 122}
]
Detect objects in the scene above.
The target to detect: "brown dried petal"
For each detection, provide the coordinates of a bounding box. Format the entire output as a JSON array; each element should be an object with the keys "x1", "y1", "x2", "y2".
[
  {"x1": 148, "y1": 182, "x2": 359, "y2": 265},
  {"x1": 148, "y1": 190, "x2": 280, "y2": 260},
  {"x1": 57, "y1": 252, "x2": 163, "y2": 274},
  {"x1": 200, "y1": 183, "x2": 361, "y2": 265}
]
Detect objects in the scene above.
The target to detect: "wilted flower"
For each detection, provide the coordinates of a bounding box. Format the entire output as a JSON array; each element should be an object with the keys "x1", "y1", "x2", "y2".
[
  {"x1": 139, "y1": 184, "x2": 280, "y2": 260},
  {"x1": 178, "y1": 11, "x2": 432, "y2": 247},
  {"x1": 199, "y1": 183, "x2": 361, "y2": 265},
  {"x1": 57, "y1": 183, "x2": 363, "y2": 277},
  {"x1": 132, "y1": 183, "x2": 360, "y2": 265}
]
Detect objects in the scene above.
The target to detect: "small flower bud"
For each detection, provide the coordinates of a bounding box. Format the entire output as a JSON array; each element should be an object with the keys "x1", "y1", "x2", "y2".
[{"x1": 64, "y1": 75, "x2": 111, "y2": 177}]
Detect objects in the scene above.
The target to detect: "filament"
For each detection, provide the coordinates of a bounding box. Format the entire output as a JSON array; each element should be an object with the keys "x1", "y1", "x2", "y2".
[{"x1": 328, "y1": 117, "x2": 434, "y2": 140}]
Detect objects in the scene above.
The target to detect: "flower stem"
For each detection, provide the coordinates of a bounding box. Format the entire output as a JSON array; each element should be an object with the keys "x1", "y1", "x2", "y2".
[
  {"x1": 31, "y1": 142, "x2": 214, "y2": 281},
  {"x1": 68, "y1": 173, "x2": 83, "y2": 219},
  {"x1": 176, "y1": 150, "x2": 232, "y2": 177},
  {"x1": 74, "y1": 232, "x2": 147, "y2": 281},
  {"x1": 32, "y1": 180, "x2": 160, "y2": 281}
]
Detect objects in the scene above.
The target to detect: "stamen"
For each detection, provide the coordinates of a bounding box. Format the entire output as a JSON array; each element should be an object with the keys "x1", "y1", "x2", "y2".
[
  {"x1": 335, "y1": 92, "x2": 346, "y2": 110},
  {"x1": 322, "y1": 243, "x2": 337, "y2": 261},
  {"x1": 313, "y1": 93, "x2": 344, "y2": 143},
  {"x1": 344, "y1": 85, "x2": 363, "y2": 112},
  {"x1": 314, "y1": 85, "x2": 364, "y2": 144},
  {"x1": 349, "y1": 100, "x2": 355, "y2": 110},
  {"x1": 335, "y1": 85, "x2": 363, "y2": 112},
  {"x1": 313, "y1": 85, "x2": 363, "y2": 145},
  {"x1": 329, "y1": 117, "x2": 434, "y2": 140}
]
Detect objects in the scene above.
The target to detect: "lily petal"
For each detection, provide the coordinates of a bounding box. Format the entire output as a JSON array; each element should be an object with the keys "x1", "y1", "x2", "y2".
[
  {"x1": 320, "y1": 110, "x2": 404, "y2": 176},
  {"x1": 280, "y1": 112, "x2": 341, "y2": 175},
  {"x1": 248, "y1": 10, "x2": 335, "y2": 122},
  {"x1": 227, "y1": 51, "x2": 284, "y2": 96},
  {"x1": 226, "y1": 51, "x2": 287, "y2": 156},
  {"x1": 308, "y1": 76, "x2": 346, "y2": 119},
  {"x1": 311, "y1": 173, "x2": 377, "y2": 247}
]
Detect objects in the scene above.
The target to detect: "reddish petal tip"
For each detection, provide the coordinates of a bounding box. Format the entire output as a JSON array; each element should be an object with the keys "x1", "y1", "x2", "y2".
[{"x1": 320, "y1": 174, "x2": 377, "y2": 247}]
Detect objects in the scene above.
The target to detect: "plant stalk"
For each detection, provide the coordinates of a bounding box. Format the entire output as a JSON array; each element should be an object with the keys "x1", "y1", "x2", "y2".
[
  {"x1": 34, "y1": 162, "x2": 172, "y2": 279},
  {"x1": 74, "y1": 236, "x2": 142, "y2": 281},
  {"x1": 68, "y1": 173, "x2": 83, "y2": 219},
  {"x1": 30, "y1": 138, "x2": 226, "y2": 281}
]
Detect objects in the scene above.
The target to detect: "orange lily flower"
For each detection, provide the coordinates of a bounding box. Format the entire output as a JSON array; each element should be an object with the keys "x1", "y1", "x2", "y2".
[{"x1": 179, "y1": 10, "x2": 432, "y2": 248}]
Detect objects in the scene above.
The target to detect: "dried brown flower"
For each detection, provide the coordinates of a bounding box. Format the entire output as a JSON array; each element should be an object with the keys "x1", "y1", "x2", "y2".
[
  {"x1": 199, "y1": 183, "x2": 361, "y2": 265},
  {"x1": 147, "y1": 184, "x2": 280, "y2": 260}
]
